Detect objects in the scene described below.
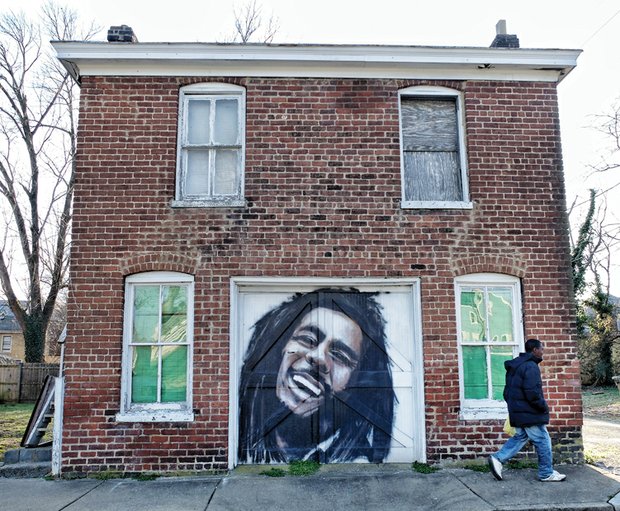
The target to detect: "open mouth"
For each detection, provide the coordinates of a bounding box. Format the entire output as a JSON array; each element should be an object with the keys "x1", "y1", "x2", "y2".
[
  {"x1": 288, "y1": 370, "x2": 324, "y2": 398},
  {"x1": 292, "y1": 374, "x2": 321, "y2": 397}
]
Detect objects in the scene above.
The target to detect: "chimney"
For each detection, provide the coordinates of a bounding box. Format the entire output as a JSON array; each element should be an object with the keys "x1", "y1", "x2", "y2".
[
  {"x1": 107, "y1": 25, "x2": 138, "y2": 43},
  {"x1": 490, "y1": 20, "x2": 519, "y2": 48}
]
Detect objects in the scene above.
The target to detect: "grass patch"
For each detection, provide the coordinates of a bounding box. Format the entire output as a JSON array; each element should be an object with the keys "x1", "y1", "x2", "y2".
[
  {"x1": 133, "y1": 473, "x2": 159, "y2": 481},
  {"x1": 582, "y1": 386, "x2": 620, "y2": 418},
  {"x1": 584, "y1": 449, "x2": 602, "y2": 465},
  {"x1": 91, "y1": 470, "x2": 124, "y2": 480},
  {"x1": 260, "y1": 467, "x2": 287, "y2": 477},
  {"x1": 288, "y1": 460, "x2": 320, "y2": 476},
  {"x1": 0, "y1": 403, "x2": 38, "y2": 460},
  {"x1": 463, "y1": 462, "x2": 490, "y2": 473},
  {"x1": 506, "y1": 460, "x2": 537, "y2": 470},
  {"x1": 412, "y1": 461, "x2": 439, "y2": 474}
]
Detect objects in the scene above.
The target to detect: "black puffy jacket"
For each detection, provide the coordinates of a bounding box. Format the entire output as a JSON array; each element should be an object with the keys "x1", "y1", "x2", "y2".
[{"x1": 503, "y1": 352, "x2": 549, "y2": 427}]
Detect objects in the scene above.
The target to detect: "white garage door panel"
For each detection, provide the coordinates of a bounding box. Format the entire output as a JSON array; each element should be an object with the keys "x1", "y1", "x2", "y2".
[{"x1": 230, "y1": 278, "x2": 425, "y2": 467}]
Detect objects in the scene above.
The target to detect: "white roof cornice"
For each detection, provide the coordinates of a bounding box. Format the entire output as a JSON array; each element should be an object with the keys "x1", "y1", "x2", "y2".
[{"x1": 51, "y1": 42, "x2": 581, "y2": 84}]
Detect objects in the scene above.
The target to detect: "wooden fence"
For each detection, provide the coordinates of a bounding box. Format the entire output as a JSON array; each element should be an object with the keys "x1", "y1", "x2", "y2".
[{"x1": 0, "y1": 363, "x2": 59, "y2": 403}]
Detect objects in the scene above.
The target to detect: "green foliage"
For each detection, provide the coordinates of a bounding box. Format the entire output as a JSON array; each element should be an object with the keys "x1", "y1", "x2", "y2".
[
  {"x1": 0, "y1": 403, "x2": 37, "y2": 459},
  {"x1": 463, "y1": 463, "x2": 489, "y2": 472},
  {"x1": 582, "y1": 386, "x2": 620, "y2": 418},
  {"x1": 133, "y1": 473, "x2": 159, "y2": 481},
  {"x1": 584, "y1": 449, "x2": 602, "y2": 465},
  {"x1": 92, "y1": 470, "x2": 124, "y2": 480},
  {"x1": 506, "y1": 460, "x2": 537, "y2": 469},
  {"x1": 288, "y1": 460, "x2": 320, "y2": 476},
  {"x1": 578, "y1": 281, "x2": 620, "y2": 385},
  {"x1": 411, "y1": 461, "x2": 439, "y2": 474},
  {"x1": 261, "y1": 468, "x2": 286, "y2": 477},
  {"x1": 571, "y1": 189, "x2": 620, "y2": 385},
  {"x1": 572, "y1": 189, "x2": 596, "y2": 307}
]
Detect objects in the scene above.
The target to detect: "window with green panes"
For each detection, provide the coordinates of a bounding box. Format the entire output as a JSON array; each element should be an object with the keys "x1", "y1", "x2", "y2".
[
  {"x1": 130, "y1": 283, "x2": 190, "y2": 404},
  {"x1": 458, "y1": 278, "x2": 522, "y2": 405}
]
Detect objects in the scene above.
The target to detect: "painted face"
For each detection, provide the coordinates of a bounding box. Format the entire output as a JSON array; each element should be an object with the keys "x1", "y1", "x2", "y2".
[{"x1": 276, "y1": 307, "x2": 364, "y2": 418}]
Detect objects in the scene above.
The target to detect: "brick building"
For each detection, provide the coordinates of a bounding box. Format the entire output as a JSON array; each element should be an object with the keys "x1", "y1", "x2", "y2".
[{"x1": 52, "y1": 27, "x2": 582, "y2": 475}]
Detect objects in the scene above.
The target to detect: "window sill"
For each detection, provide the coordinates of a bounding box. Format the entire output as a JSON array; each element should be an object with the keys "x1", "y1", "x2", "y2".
[
  {"x1": 401, "y1": 200, "x2": 473, "y2": 210},
  {"x1": 459, "y1": 407, "x2": 507, "y2": 421},
  {"x1": 171, "y1": 198, "x2": 247, "y2": 209},
  {"x1": 116, "y1": 409, "x2": 194, "y2": 423}
]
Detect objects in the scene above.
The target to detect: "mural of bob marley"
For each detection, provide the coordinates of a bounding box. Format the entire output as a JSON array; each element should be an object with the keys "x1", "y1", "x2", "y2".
[{"x1": 238, "y1": 288, "x2": 396, "y2": 464}]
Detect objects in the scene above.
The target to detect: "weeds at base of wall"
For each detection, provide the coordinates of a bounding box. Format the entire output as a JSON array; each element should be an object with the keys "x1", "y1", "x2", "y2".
[
  {"x1": 259, "y1": 460, "x2": 321, "y2": 477},
  {"x1": 411, "y1": 461, "x2": 440, "y2": 474},
  {"x1": 463, "y1": 462, "x2": 490, "y2": 473},
  {"x1": 288, "y1": 460, "x2": 321, "y2": 476},
  {"x1": 61, "y1": 469, "x2": 225, "y2": 481},
  {"x1": 460, "y1": 459, "x2": 538, "y2": 473},
  {"x1": 260, "y1": 467, "x2": 287, "y2": 477}
]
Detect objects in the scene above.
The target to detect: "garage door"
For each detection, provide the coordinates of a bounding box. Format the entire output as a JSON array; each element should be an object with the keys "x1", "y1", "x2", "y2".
[{"x1": 231, "y1": 279, "x2": 424, "y2": 466}]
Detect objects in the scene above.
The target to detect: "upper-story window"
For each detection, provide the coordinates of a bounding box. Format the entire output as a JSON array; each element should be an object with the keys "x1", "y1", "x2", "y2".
[
  {"x1": 399, "y1": 86, "x2": 471, "y2": 209},
  {"x1": 455, "y1": 273, "x2": 523, "y2": 420},
  {"x1": 173, "y1": 83, "x2": 246, "y2": 208}
]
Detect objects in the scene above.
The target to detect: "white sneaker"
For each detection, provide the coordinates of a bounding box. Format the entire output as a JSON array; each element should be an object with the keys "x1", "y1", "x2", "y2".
[
  {"x1": 540, "y1": 470, "x2": 566, "y2": 482},
  {"x1": 488, "y1": 455, "x2": 503, "y2": 481}
]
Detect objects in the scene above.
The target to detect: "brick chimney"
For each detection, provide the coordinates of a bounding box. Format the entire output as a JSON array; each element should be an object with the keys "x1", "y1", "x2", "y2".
[
  {"x1": 490, "y1": 20, "x2": 519, "y2": 48},
  {"x1": 107, "y1": 25, "x2": 138, "y2": 43}
]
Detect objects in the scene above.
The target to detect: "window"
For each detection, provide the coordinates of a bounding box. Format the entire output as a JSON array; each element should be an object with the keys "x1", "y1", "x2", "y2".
[
  {"x1": 455, "y1": 274, "x2": 523, "y2": 419},
  {"x1": 399, "y1": 86, "x2": 471, "y2": 209},
  {"x1": 2, "y1": 335, "x2": 11, "y2": 352},
  {"x1": 118, "y1": 272, "x2": 194, "y2": 422},
  {"x1": 173, "y1": 83, "x2": 245, "y2": 208}
]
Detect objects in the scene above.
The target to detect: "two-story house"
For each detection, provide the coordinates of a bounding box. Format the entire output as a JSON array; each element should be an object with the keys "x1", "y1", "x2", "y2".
[
  {"x1": 0, "y1": 301, "x2": 26, "y2": 361},
  {"x1": 52, "y1": 25, "x2": 581, "y2": 475}
]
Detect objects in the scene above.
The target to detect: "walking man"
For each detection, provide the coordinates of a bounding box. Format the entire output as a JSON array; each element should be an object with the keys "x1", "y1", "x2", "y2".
[{"x1": 488, "y1": 338, "x2": 566, "y2": 482}]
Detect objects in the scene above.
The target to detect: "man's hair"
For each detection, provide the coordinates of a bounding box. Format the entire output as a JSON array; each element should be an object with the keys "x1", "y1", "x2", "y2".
[
  {"x1": 238, "y1": 288, "x2": 395, "y2": 463},
  {"x1": 525, "y1": 338, "x2": 542, "y2": 352}
]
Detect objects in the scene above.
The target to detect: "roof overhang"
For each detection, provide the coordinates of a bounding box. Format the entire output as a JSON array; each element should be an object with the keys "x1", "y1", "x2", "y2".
[{"x1": 51, "y1": 41, "x2": 581, "y2": 85}]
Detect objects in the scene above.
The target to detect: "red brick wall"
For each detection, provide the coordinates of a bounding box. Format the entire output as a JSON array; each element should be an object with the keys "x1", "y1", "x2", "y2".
[{"x1": 64, "y1": 76, "x2": 581, "y2": 474}]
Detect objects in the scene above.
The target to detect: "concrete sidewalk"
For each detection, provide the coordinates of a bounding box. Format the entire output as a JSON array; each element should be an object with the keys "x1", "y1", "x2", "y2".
[{"x1": 1, "y1": 464, "x2": 620, "y2": 511}]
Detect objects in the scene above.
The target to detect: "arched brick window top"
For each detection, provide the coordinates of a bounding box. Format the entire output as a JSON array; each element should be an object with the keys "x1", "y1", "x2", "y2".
[
  {"x1": 120, "y1": 253, "x2": 198, "y2": 277},
  {"x1": 451, "y1": 256, "x2": 527, "y2": 280}
]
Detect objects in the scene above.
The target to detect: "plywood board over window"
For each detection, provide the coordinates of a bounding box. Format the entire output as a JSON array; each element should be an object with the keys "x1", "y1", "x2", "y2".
[{"x1": 399, "y1": 86, "x2": 472, "y2": 210}]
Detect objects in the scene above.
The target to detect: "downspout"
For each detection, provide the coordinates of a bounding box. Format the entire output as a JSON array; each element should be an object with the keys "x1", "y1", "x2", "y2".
[{"x1": 51, "y1": 325, "x2": 66, "y2": 476}]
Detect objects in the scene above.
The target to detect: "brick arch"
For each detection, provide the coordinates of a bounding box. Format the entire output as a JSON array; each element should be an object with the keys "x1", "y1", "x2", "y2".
[
  {"x1": 119, "y1": 252, "x2": 199, "y2": 277},
  {"x1": 450, "y1": 255, "x2": 527, "y2": 279}
]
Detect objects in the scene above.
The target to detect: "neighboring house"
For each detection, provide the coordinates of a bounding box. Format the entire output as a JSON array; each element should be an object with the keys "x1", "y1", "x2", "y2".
[
  {"x1": 0, "y1": 301, "x2": 25, "y2": 361},
  {"x1": 52, "y1": 24, "x2": 582, "y2": 475}
]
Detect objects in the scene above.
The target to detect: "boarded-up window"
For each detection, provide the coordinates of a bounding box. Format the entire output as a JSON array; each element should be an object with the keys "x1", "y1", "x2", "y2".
[{"x1": 401, "y1": 96, "x2": 464, "y2": 202}]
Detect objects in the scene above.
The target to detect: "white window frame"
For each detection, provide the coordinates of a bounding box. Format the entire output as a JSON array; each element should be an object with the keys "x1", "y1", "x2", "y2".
[
  {"x1": 2, "y1": 335, "x2": 11, "y2": 352},
  {"x1": 117, "y1": 271, "x2": 194, "y2": 422},
  {"x1": 399, "y1": 86, "x2": 472, "y2": 210},
  {"x1": 172, "y1": 83, "x2": 246, "y2": 208},
  {"x1": 455, "y1": 273, "x2": 524, "y2": 420}
]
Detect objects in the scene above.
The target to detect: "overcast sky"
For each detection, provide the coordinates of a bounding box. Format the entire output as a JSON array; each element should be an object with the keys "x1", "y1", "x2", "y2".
[{"x1": 14, "y1": 0, "x2": 620, "y2": 293}]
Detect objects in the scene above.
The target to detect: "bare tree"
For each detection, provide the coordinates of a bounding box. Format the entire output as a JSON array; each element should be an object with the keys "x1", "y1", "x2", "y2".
[
  {"x1": 0, "y1": 3, "x2": 98, "y2": 362},
  {"x1": 591, "y1": 101, "x2": 620, "y2": 176},
  {"x1": 231, "y1": 0, "x2": 279, "y2": 43}
]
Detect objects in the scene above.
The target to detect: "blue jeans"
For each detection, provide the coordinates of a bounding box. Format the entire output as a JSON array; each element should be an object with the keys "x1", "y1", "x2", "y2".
[{"x1": 494, "y1": 424, "x2": 553, "y2": 479}]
